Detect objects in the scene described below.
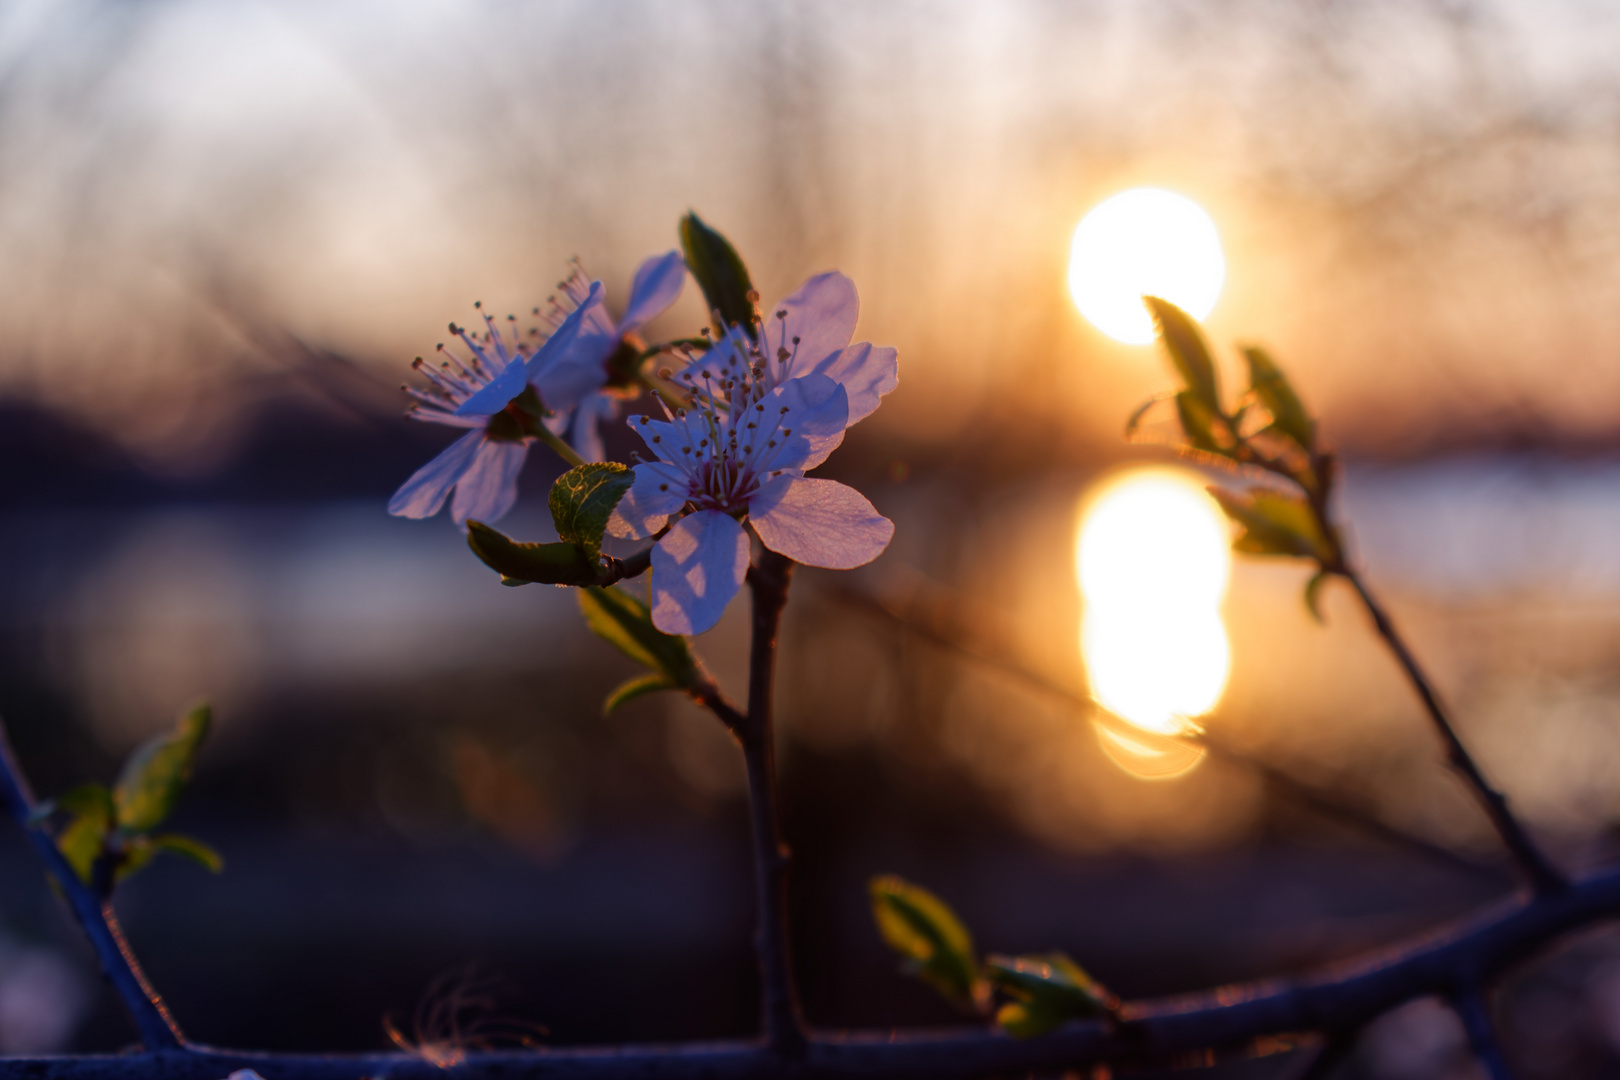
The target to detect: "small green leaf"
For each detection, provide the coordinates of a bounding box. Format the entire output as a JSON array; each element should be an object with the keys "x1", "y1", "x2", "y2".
[
  {"x1": 1175, "y1": 390, "x2": 1227, "y2": 455},
  {"x1": 549, "y1": 462, "x2": 635, "y2": 561},
  {"x1": 30, "y1": 783, "x2": 111, "y2": 828},
  {"x1": 1208, "y1": 487, "x2": 1337, "y2": 563},
  {"x1": 680, "y1": 211, "x2": 757, "y2": 334},
  {"x1": 56, "y1": 812, "x2": 107, "y2": 886},
  {"x1": 603, "y1": 673, "x2": 679, "y2": 715},
  {"x1": 1145, "y1": 296, "x2": 1219, "y2": 409},
  {"x1": 987, "y1": 952, "x2": 1112, "y2": 1037},
  {"x1": 869, "y1": 875, "x2": 983, "y2": 1012},
  {"x1": 467, "y1": 521, "x2": 599, "y2": 586},
  {"x1": 113, "y1": 704, "x2": 210, "y2": 833},
  {"x1": 1304, "y1": 569, "x2": 1332, "y2": 623},
  {"x1": 579, "y1": 587, "x2": 697, "y2": 686},
  {"x1": 1244, "y1": 345, "x2": 1315, "y2": 451},
  {"x1": 149, "y1": 833, "x2": 224, "y2": 874}
]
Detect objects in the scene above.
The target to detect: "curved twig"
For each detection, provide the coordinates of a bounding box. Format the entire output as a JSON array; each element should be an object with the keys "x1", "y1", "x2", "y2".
[{"x1": 1344, "y1": 570, "x2": 1566, "y2": 896}]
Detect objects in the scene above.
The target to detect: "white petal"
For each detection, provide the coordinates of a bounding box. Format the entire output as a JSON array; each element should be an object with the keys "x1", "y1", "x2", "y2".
[
  {"x1": 650, "y1": 510, "x2": 750, "y2": 635},
  {"x1": 750, "y1": 373, "x2": 848, "y2": 474},
  {"x1": 766, "y1": 272, "x2": 857, "y2": 381},
  {"x1": 748, "y1": 476, "x2": 893, "y2": 569},
  {"x1": 388, "y1": 431, "x2": 484, "y2": 519},
  {"x1": 810, "y1": 342, "x2": 898, "y2": 425},
  {"x1": 607, "y1": 461, "x2": 691, "y2": 539},
  {"x1": 452, "y1": 355, "x2": 530, "y2": 418},
  {"x1": 570, "y1": 393, "x2": 617, "y2": 463},
  {"x1": 449, "y1": 438, "x2": 528, "y2": 527},
  {"x1": 619, "y1": 251, "x2": 686, "y2": 333}
]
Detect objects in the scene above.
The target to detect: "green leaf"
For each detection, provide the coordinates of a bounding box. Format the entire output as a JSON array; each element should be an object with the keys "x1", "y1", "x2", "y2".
[
  {"x1": 987, "y1": 952, "x2": 1112, "y2": 1037},
  {"x1": 549, "y1": 462, "x2": 635, "y2": 561},
  {"x1": 1145, "y1": 296, "x2": 1219, "y2": 409},
  {"x1": 579, "y1": 587, "x2": 697, "y2": 685},
  {"x1": 1174, "y1": 390, "x2": 1226, "y2": 455},
  {"x1": 56, "y1": 803, "x2": 111, "y2": 887},
  {"x1": 869, "y1": 875, "x2": 983, "y2": 1012},
  {"x1": 1304, "y1": 569, "x2": 1332, "y2": 623},
  {"x1": 603, "y1": 673, "x2": 679, "y2": 715},
  {"x1": 1208, "y1": 487, "x2": 1337, "y2": 563},
  {"x1": 117, "y1": 833, "x2": 224, "y2": 882},
  {"x1": 467, "y1": 521, "x2": 599, "y2": 586},
  {"x1": 680, "y1": 211, "x2": 757, "y2": 334},
  {"x1": 31, "y1": 783, "x2": 112, "y2": 828},
  {"x1": 1244, "y1": 346, "x2": 1315, "y2": 451},
  {"x1": 113, "y1": 704, "x2": 210, "y2": 833}
]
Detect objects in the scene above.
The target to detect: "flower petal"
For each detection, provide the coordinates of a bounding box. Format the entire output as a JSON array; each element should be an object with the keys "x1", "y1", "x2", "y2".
[
  {"x1": 766, "y1": 272, "x2": 857, "y2": 381},
  {"x1": 529, "y1": 281, "x2": 616, "y2": 411},
  {"x1": 569, "y1": 392, "x2": 618, "y2": 463},
  {"x1": 748, "y1": 476, "x2": 893, "y2": 569},
  {"x1": 650, "y1": 510, "x2": 749, "y2": 635},
  {"x1": 619, "y1": 250, "x2": 686, "y2": 334},
  {"x1": 448, "y1": 438, "x2": 529, "y2": 527},
  {"x1": 607, "y1": 461, "x2": 690, "y2": 539},
  {"x1": 451, "y1": 354, "x2": 531, "y2": 418},
  {"x1": 811, "y1": 341, "x2": 898, "y2": 425},
  {"x1": 388, "y1": 430, "x2": 485, "y2": 519},
  {"x1": 750, "y1": 373, "x2": 848, "y2": 474}
]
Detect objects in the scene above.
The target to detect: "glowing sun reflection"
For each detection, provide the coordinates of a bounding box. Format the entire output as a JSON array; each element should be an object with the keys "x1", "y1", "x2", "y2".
[{"x1": 1076, "y1": 468, "x2": 1233, "y2": 778}]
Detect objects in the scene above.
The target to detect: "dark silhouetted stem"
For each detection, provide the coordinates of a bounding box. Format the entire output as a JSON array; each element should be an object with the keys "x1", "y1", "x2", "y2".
[
  {"x1": 0, "y1": 718, "x2": 185, "y2": 1052},
  {"x1": 742, "y1": 549, "x2": 807, "y2": 1057},
  {"x1": 12, "y1": 864, "x2": 1620, "y2": 1079},
  {"x1": 1345, "y1": 571, "x2": 1566, "y2": 895},
  {"x1": 1453, "y1": 988, "x2": 1515, "y2": 1080}
]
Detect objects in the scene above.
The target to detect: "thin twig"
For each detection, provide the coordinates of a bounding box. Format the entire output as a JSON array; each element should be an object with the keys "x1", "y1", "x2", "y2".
[
  {"x1": 0, "y1": 718, "x2": 186, "y2": 1052},
  {"x1": 11, "y1": 864, "x2": 1620, "y2": 1079},
  {"x1": 817, "y1": 579, "x2": 1505, "y2": 882},
  {"x1": 742, "y1": 550, "x2": 808, "y2": 1056},
  {"x1": 1345, "y1": 570, "x2": 1566, "y2": 896},
  {"x1": 1452, "y1": 987, "x2": 1516, "y2": 1080}
]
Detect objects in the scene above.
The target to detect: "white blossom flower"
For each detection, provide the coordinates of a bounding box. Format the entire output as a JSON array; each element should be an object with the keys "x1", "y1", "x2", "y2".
[
  {"x1": 609, "y1": 327, "x2": 896, "y2": 635},
  {"x1": 687, "y1": 271, "x2": 898, "y2": 425},
  {"x1": 387, "y1": 308, "x2": 541, "y2": 528},
  {"x1": 389, "y1": 252, "x2": 686, "y2": 526}
]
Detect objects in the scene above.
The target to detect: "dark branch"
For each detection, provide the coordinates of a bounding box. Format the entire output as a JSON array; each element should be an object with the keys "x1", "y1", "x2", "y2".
[
  {"x1": 1452, "y1": 988, "x2": 1516, "y2": 1080},
  {"x1": 13, "y1": 865, "x2": 1620, "y2": 1080},
  {"x1": 741, "y1": 550, "x2": 807, "y2": 1056},
  {"x1": 0, "y1": 718, "x2": 186, "y2": 1052},
  {"x1": 1345, "y1": 570, "x2": 1566, "y2": 895}
]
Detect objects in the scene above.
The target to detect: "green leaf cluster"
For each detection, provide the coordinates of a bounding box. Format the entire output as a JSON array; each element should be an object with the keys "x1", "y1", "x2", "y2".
[
  {"x1": 868, "y1": 875, "x2": 986, "y2": 1013},
  {"x1": 680, "y1": 211, "x2": 757, "y2": 335},
  {"x1": 1138, "y1": 296, "x2": 1346, "y2": 618},
  {"x1": 579, "y1": 587, "x2": 700, "y2": 714},
  {"x1": 32, "y1": 704, "x2": 222, "y2": 894},
  {"x1": 986, "y1": 952, "x2": 1114, "y2": 1037},
  {"x1": 869, "y1": 875, "x2": 1119, "y2": 1037},
  {"x1": 467, "y1": 462, "x2": 638, "y2": 588}
]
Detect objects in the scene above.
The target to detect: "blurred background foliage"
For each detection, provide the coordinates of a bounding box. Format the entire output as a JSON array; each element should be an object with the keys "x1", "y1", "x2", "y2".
[{"x1": 4, "y1": 1, "x2": 1620, "y2": 1076}]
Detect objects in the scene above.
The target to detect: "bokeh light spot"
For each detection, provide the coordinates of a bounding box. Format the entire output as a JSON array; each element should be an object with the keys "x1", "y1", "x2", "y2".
[
  {"x1": 1076, "y1": 468, "x2": 1234, "y2": 776},
  {"x1": 1068, "y1": 188, "x2": 1226, "y2": 345}
]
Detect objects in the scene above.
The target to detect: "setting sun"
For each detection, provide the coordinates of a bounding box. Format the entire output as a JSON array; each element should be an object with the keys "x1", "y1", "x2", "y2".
[
  {"x1": 1068, "y1": 188, "x2": 1226, "y2": 345},
  {"x1": 1076, "y1": 468, "x2": 1233, "y2": 777}
]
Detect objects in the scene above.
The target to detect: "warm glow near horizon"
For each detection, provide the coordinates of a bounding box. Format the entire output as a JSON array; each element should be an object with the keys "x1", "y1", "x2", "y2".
[
  {"x1": 1076, "y1": 469, "x2": 1233, "y2": 778},
  {"x1": 1068, "y1": 188, "x2": 1226, "y2": 345}
]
